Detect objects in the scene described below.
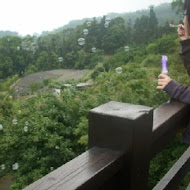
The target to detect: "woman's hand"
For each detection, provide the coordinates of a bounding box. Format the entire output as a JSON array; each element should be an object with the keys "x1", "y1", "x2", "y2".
[
  {"x1": 157, "y1": 74, "x2": 172, "y2": 90},
  {"x1": 177, "y1": 24, "x2": 187, "y2": 40}
]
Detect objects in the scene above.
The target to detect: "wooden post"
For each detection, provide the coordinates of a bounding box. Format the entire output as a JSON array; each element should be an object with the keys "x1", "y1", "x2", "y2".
[{"x1": 88, "y1": 101, "x2": 153, "y2": 190}]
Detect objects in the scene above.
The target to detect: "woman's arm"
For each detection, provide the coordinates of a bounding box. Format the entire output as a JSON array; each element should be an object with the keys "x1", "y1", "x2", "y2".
[
  {"x1": 164, "y1": 80, "x2": 190, "y2": 104},
  {"x1": 157, "y1": 74, "x2": 190, "y2": 104}
]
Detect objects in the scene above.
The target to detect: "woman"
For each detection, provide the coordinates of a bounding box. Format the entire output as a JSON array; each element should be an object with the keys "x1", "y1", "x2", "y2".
[{"x1": 157, "y1": 0, "x2": 190, "y2": 144}]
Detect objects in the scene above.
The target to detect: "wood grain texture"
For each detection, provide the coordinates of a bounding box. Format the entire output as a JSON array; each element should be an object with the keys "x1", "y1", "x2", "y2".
[{"x1": 24, "y1": 147, "x2": 124, "y2": 190}]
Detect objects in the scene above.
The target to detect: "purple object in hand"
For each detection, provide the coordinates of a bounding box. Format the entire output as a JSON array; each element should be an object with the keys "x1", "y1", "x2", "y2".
[{"x1": 161, "y1": 55, "x2": 169, "y2": 75}]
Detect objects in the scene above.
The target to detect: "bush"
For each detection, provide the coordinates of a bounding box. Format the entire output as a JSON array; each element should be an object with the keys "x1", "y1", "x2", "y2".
[
  {"x1": 146, "y1": 34, "x2": 178, "y2": 54},
  {"x1": 29, "y1": 82, "x2": 43, "y2": 93},
  {"x1": 142, "y1": 54, "x2": 161, "y2": 68},
  {"x1": 91, "y1": 64, "x2": 105, "y2": 79},
  {"x1": 43, "y1": 78, "x2": 52, "y2": 86}
]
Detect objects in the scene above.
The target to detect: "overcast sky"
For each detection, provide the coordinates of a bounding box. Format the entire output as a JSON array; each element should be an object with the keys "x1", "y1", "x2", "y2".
[{"x1": 0, "y1": 0, "x2": 172, "y2": 36}]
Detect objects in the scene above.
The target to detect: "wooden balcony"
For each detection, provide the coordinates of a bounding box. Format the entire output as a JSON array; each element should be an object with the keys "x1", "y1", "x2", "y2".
[{"x1": 24, "y1": 100, "x2": 190, "y2": 190}]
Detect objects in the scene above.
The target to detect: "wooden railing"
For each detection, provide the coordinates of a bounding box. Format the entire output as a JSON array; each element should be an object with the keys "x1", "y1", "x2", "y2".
[{"x1": 24, "y1": 100, "x2": 190, "y2": 190}]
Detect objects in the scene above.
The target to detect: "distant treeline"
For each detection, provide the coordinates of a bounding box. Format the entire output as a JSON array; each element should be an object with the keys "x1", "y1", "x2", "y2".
[
  {"x1": 0, "y1": 3, "x2": 179, "y2": 37},
  {"x1": 0, "y1": 31, "x2": 18, "y2": 38},
  {"x1": 55, "y1": 3, "x2": 180, "y2": 32}
]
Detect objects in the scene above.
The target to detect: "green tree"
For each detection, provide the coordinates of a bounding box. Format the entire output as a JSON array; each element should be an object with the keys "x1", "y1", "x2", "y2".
[
  {"x1": 133, "y1": 15, "x2": 150, "y2": 44},
  {"x1": 0, "y1": 55, "x2": 13, "y2": 79},
  {"x1": 171, "y1": 0, "x2": 184, "y2": 13},
  {"x1": 148, "y1": 6, "x2": 158, "y2": 41},
  {"x1": 125, "y1": 19, "x2": 133, "y2": 44},
  {"x1": 102, "y1": 17, "x2": 127, "y2": 54},
  {"x1": 36, "y1": 51, "x2": 60, "y2": 71}
]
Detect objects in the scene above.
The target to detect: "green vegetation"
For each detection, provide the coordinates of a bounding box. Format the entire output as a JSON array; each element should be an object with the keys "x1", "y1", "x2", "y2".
[{"x1": 0, "y1": 2, "x2": 190, "y2": 189}]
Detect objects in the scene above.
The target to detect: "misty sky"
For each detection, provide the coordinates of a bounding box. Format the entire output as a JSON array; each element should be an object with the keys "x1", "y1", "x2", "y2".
[{"x1": 0, "y1": 0, "x2": 172, "y2": 36}]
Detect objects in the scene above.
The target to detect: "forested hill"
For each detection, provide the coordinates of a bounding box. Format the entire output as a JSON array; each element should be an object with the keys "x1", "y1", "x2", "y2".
[
  {"x1": 0, "y1": 31, "x2": 18, "y2": 38},
  {"x1": 55, "y1": 3, "x2": 179, "y2": 32}
]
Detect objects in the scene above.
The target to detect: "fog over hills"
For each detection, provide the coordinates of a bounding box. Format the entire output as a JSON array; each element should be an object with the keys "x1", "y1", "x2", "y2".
[{"x1": 0, "y1": 3, "x2": 179, "y2": 37}]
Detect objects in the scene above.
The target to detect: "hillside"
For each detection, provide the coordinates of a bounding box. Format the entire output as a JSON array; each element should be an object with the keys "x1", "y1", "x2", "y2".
[{"x1": 1, "y1": 33, "x2": 190, "y2": 190}]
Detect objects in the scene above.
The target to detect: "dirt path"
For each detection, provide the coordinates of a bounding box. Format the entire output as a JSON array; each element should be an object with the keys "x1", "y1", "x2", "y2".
[{"x1": 14, "y1": 69, "x2": 90, "y2": 96}]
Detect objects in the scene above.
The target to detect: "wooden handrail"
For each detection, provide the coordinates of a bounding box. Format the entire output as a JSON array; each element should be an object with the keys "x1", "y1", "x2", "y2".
[
  {"x1": 151, "y1": 100, "x2": 190, "y2": 158},
  {"x1": 186, "y1": 181, "x2": 190, "y2": 190},
  {"x1": 23, "y1": 147, "x2": 124, "y2": 190},
  {"x1": 153, "y1": 146, "x2": 190, "y2": 190}
]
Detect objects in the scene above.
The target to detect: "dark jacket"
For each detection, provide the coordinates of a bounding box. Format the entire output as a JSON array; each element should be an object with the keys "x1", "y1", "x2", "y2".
[{"x1": 164, "y1": 39, "x2": 190, "y2": 144}]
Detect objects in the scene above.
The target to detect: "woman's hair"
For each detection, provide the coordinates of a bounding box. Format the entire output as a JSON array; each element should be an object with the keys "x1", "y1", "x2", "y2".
[
  {"x1": 184, "y1": 0, "x2": 190, "y2": 35},
  {"x1": 185, "y1": 0, "x2": 190, "y2": 22}
]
